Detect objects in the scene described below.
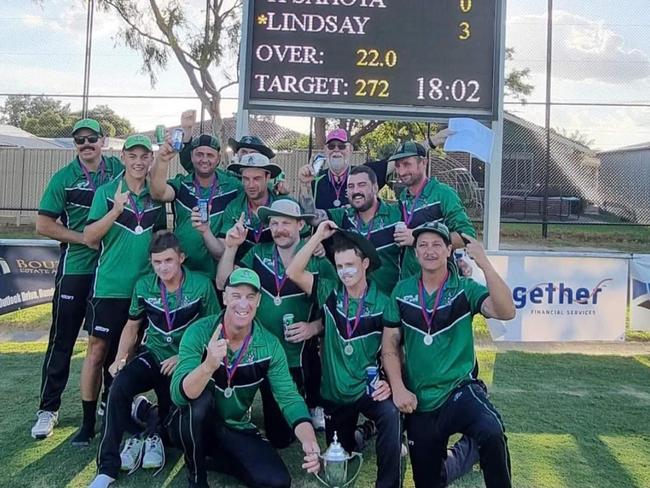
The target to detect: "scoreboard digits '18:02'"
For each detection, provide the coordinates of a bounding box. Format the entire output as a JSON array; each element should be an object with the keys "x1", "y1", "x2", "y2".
[{"x1": 243, "y1": 0, "x2": 502, "y2": 120}]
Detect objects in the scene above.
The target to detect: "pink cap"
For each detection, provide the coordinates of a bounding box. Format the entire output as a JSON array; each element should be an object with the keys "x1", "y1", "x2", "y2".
[{"x1": 326, "y1": 128, "x2": 349, "y2": 144}]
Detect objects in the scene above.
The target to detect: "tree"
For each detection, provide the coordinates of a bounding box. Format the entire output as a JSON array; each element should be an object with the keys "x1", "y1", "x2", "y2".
[
  {"x1": 554, "y1": 127, "x2": 595, "y2": 148},
  {"x1": 98, "y1": 0, "x2": 242, "y2": 150},
  {"x1": 504, "y1": 48, "x2": 534, "y2": 103},
  {"x1": 0, "y1": 95, "x2": 135, "y2": 138}
]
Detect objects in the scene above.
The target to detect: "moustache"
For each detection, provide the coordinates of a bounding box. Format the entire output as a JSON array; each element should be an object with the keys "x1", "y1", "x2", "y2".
[
  {"x1": 351, "y1": 193, "x2": 365, "y2": 200},
  {"x1": 79, "y1": 146, "x2": 95, "y2": 152}
]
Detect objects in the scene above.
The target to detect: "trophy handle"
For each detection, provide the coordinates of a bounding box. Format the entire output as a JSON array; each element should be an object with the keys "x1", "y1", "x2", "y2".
[
  {"x1": 341, "y1": 452, "x2": 363, "y2": 488},
  {"x1": 313, "y1": 455, "x2": 331, "y2": 487}
]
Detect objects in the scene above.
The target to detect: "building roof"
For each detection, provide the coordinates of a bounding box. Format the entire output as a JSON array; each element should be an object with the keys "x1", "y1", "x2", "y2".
[
  {"x1": 0, "y1": 125, "x2": 65, "y2": 149},
  {"x1": 504, "y1": 112, "x2": 595, "y2": 154},
  {"x1": 597, "y1": 141, "x2": 650, "y2": 156}
]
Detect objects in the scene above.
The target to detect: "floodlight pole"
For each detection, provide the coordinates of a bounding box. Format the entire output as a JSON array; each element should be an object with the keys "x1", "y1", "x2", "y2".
[
  {"x1": 81, "y1": 0, "x2": 95, "y2": 117},
  {"x1": 236, "y1": 0, "x2": 250, "y2": 139},
  {"x1": 542, "y1": 0, "x2": 554, "y2": 238},
  {"x1": 484, "y1": 0, "x2": 507, "y2": 251}
]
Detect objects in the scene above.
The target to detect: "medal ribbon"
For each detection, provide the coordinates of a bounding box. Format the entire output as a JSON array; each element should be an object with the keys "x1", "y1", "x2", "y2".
[
  {"x1": 401, "y1": 178, "x2": 429, "y2": 226},
  {"x1": 418, "y1": 269, "x2": 449, "y2": 336},
  {"x1": 328, "y1": 168, "x2": 348, "y2": 203},
  {"x1": 246, "y1": 196, "x2": 270, "y2": 243},
  {"x1": 159, "y1": 274, "x2": 184, "y2": 332},
  {"x1": 78, "y1": 157, "x2": 106, "y2": 191},
  {"x1": 127, "y1": 193, "x2": 146, "y2": 229},
  {"x1": 343, "y1": 288, "x2": 367, "y2": 339},
  {"x1": 221, "y1": 325, "x2": 253, "y2": 388},
  {"x1": 272, "y1": 246, "x2": 290, "y2": 299},
  {"x1": 193, "y1": 174, "x2": 219, "y2": 213}
]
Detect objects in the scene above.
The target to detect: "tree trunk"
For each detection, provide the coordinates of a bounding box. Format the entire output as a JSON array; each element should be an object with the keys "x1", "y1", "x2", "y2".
[
  {"x1": 314, "y1": 117, "x2": 327, "y2": 149},
  {"x1": 208, "y1": 96, "x2": 227, "y2": 159}
]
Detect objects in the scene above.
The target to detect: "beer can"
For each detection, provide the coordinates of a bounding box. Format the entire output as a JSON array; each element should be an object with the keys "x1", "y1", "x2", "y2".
[
  {"x1": 197, "y1": 198, "x2": 209, "y2": 223},
  {"x1": 366, "y1": 366, "x2": 379, "y2": 396},
  {"x1": 282, "y1": 314, "x2": 294, "y2": 340},
  {"x1": 171, "y1": 128, "x2": 184, "y2": 151},
  {"x1": 311, "y1": 154, "x2": 326, "y2": 175},
  {"x1": 155, "y1": 125, "x2": 166, "y2": 144},
  {"x1": 395, "y1": 221, "x2": 407, "y2": 232}
]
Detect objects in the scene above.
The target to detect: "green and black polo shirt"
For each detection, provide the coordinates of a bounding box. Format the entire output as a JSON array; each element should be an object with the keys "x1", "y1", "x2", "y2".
[
  {"x1": 314, "y1": 278, "x2": 389, "y2": 405},
  {"x1": 38, "y1": 156, "x2": 124, "y2": 276},
  {"x1": 239, "y1": 240, "x2": 337, "y2": 368},
  {"x1": 87, "y1": 177, "x2": 167, "y2": 298},
  {"x1": 327, "y1": 199, "x2": 403, "y2": 294},
  {"x1": 384, "y1": 270, "x2": 489, "y2": 412},
  {"x1": 171, "y1": 312, "x2": 311, "y2": 431},
  {"x1": 168, "y1": 170, "x2": 242, "y2": 277},
  {"x1": 128, "y1": 267, "x2": 221, "y2": 365},
  {"x1": 398, "y1": 178, "x2": 476, "y2": 277}
]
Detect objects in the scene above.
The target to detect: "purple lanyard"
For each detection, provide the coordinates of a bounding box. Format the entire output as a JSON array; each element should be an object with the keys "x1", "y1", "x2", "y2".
[
  {"x1": 127, "y1": 193, "x2": 146, "y2": 228},
  {"x1": 343, "y1": 288, "x2": 367, "y2": 339},
  {"x1": 354, "y1": 212, "x2": 376, "y2": 238},
  {"x1": 193, "y1": 175, "x2": 218, "y2": 210},
  {"x1": 401, "y1": 179, "x2": 429, "y2": 226},
  {"x1": 328, "y1": 169, "x2": 348, "y2": 202},
  {"x1": 273, "y1": 246, "x2": 289, "y2": 297},
  {"x1": 246, "y1": 196, "x2": 270, "y2": 243},
  {"x1": 78, "y1": 158, "x2": 106, "y2": 191},
  {"x1": 418, "y1": 270, "x2": 449, "y2": 335},
  {"x1": 159, "y1": 275, "x2": 184, "y2": 332},
  {"x1": 221, "y1": 326, "x2": 253, "y2": 387}
]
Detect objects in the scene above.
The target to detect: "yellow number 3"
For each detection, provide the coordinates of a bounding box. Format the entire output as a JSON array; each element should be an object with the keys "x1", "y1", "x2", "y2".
[{"x1": 458, "y1": 21, "x2": 471, "y2": 40}]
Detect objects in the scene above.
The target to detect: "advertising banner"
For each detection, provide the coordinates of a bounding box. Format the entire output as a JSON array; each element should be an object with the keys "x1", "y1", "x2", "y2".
[
  {"x1": 0, "y1": 239, "x2": 59, "y2": 316},
  {"x1": 629, "y1": 254, "x2": 650, "y2": 332},
  {"x1": 468, "y1": 252, "x2": 628, "y2": 341}
]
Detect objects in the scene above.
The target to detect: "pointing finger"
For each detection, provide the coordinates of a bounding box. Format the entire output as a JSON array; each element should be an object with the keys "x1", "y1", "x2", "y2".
[{"x1": 212, "y1": 323, "x2": 223, "y2": 341}]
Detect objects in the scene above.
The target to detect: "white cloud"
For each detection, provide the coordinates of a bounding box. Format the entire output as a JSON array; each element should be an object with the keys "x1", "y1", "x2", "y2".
[
  {"x1": 22, "y1": 15, "x2": 44, "y2": 27},
  {"x1": 507, "y1": 10, "x2": 650, "y2": 83}
]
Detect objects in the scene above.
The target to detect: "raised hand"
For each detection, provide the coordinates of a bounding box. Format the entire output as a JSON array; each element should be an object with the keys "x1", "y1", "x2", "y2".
[
  {"x1": 113, "y1": 186, "x2": 130, "y2": 215},
  {"x1": 315, "y1": 220, "x2": 338, "y2": 241},
  {"x1": 204, "y1": 324, "x2": 228, "y2": 372},
  {"x1": 225, "y1": 213, "x2": 247, "y2": 248}
]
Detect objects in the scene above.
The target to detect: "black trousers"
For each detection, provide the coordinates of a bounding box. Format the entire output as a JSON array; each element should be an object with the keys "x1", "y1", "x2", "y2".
[
  {"x1": 96, "y1": 350, "x2": 172, "y2": 478},
  {"x1": 260, "y1": 367, "x2": 304, "y2": 449},
  {"x1": 167, "y1": 387, "x2": 291, "y2": 488},
  {"x1": 324, "y1": 394, "x2": 402, "y2": 488},
  {"x1": 405, "y1": 382, "x2": 512, "y2": 488},
  {"x1": 38, "y1": 273, "x2": 92, "y2": 412},
  {"x1": 303, "y1": 337, "x2": 322, "y2": 409}
]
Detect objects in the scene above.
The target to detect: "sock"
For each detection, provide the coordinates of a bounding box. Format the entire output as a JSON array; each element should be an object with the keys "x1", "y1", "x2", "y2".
[{"x1": 82, "y1": 400, "x2": 98, "y2": 431}]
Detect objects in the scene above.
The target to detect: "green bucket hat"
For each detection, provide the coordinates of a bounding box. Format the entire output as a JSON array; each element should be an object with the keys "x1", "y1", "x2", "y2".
[
  {"x1": 387, "y1": 140, "x2": 427, "y2": 162},
  {"x1": 226, "y1": 268, "x2": 261, "y2": 291},
  {"x1": 72, "y1": 118, "x2": 103, "y2": 136},
  {"x1": 123, "y1": 134, "x2": 153, "y2": 152},
  {"x1": 190, "y1": 134, "x2": 221, "y2": 151}
]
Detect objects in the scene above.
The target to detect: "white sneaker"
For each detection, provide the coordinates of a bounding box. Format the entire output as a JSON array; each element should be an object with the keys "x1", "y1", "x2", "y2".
[
  {"x1": 31, "y1": 410, "x2": 58, "y2": 439},
  {"x1": 310, "y1": 406, "x2": 326, "y2": 431},
  {"x1": 120, "y1": 436, "x2": 144, "y2": 473},
  {"x1": 87, "y1": 474, "x2": 115, "y2": 488},
  {"x1": 142, "y1": 434, "x2": 165, "y2": 470}
]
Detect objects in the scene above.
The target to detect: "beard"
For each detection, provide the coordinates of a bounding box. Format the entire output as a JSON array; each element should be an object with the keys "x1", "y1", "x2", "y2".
[{"x1": 328, "y1": 154, "x2": 348, "y2": 174}]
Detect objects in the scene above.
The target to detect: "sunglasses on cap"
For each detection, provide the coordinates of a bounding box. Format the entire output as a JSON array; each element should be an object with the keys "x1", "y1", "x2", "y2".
[
  {"x1": 327, "y1": 142, "x2": 347, "y2": 150},
  {"x1": 74, "y1": 135, "x2": 100, "y2": 145}
]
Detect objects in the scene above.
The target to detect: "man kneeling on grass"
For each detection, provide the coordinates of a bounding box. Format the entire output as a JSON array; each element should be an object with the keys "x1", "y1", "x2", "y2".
[
  {"x1": 168, "y1": 268, "x2": 320, "y2": 488},
  {"x1": 89, "y1": 231, "x2": 219, "y2": 488}
]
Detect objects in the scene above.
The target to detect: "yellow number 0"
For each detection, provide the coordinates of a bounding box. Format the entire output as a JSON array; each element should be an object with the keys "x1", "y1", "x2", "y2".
[
  {"x1": 460, "y1": 0, "x2": 472, "y2": 13},
  {"x1": 458, "y1": 21, "x2": 471, "y2": 40}
]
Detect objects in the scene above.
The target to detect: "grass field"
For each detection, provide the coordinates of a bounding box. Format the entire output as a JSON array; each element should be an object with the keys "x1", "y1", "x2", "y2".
[{"x1": 2, "y1": 342, "x2": 649, "y2": 488}]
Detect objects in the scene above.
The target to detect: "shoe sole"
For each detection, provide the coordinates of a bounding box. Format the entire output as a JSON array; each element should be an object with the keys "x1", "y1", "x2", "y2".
[
  {"x1": 142, "y1": 462, "x2": 163, "y2": 469},
  {"x1": 31, "y1": 431, "x2": 53, "y2": 440}
]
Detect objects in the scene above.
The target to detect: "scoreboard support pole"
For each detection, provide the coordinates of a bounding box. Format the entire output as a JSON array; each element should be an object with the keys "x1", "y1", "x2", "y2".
[
  {"x1": 483, "y1": 0, "x2": 508, "y2": 251},
  {"x1": 236, "y1": 0, "x2": 250, "y2": 139}
]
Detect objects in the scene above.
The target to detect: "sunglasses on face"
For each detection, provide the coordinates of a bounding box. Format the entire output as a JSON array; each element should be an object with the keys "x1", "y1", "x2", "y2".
[
  {"x1": 327, "y1": 142, "x2": 347, "y2": 150},
  {"x1": 74, "y1": 135, "x2": 100, "y2": 145}
]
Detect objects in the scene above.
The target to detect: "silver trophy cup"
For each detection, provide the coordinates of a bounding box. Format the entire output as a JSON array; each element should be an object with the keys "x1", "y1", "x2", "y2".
[{"x1": 314, "y1": 431, "x2": 363, "y2": 488}]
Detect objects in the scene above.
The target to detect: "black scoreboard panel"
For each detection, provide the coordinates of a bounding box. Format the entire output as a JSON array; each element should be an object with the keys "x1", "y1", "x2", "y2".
[{"x1": 243, "y1": 0, "x2": 502, "y2": 120}]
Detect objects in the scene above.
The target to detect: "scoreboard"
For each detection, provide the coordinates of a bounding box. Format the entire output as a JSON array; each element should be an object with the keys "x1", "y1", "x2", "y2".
[{"x1": 242, "y1": 0, "x2": 503, "y2": 121}]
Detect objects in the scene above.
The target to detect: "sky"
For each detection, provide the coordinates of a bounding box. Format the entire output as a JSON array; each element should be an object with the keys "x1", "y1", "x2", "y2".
[{"x1": 1, "y1": 0, "x2": 649, "y2": 150}]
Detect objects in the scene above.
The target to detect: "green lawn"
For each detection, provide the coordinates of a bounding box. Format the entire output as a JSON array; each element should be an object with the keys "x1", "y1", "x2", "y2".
[{"x1": 2, "y1": 343, "x2": 649, "y2": 487}]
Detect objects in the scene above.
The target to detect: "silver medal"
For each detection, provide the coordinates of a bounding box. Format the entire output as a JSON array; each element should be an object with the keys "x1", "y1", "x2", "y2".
[
  {"x1": 274, "y1": 296, "x2": 282, "y2": 306},
  {"x1": 333, "y1": 199, "x2": 341, "y2": 207},
  {"x1": 224, "y1": 387, "x2": 233, "y2": 398},
  {"x1": 134, "y1": 225, "x2": 144, "y2": 235},
  {"x1": 344, "y1": 344, "x2": 354, "y2": 356},
  {"x1": 423, "y1": 334, "x2": 433, "y2": 346}
]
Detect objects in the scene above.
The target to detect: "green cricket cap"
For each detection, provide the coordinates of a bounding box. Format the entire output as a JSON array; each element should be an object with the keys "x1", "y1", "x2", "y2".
[
  {"x1": 72, "y1": 118, "x2": 103, "y2": 136},
  {"x1": 226, "y1": 268, "x2": 261, "y2": 291},
  {"x1": 123, "y1": 134, "x2": 153, "y2": 152},
  {"x1": 412, "y1": 221, "x2": 451, "y2": 246},
  {"x1": 388, "y1": 140, "x2": 427, "y2": 162}
]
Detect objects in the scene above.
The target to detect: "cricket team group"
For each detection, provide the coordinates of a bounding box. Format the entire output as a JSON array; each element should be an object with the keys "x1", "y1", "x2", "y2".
[{"x1": 31, "y1": 112, "x2": 517, "y2": 488}]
